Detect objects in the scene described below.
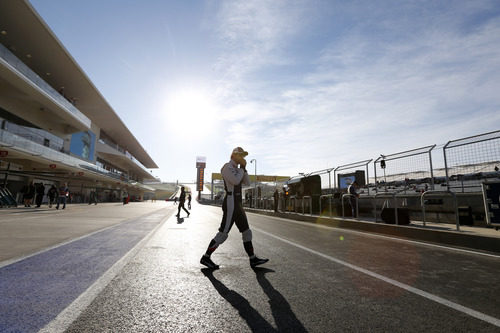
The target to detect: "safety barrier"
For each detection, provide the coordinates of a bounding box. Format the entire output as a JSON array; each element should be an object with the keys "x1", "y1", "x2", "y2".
[
  {"x1": 342, "y1": 194, "x2": 358, "y2": 219},
  {"x1": 373, "y1": 192, "x2": 398, "y2": 224},
  {"x1": 302, "y1": 196, "x2": 312, "y2": 215},
  {"x1": 288, "y1": 196, "x2": 297, "y2": 213},
  {"x1": 319, "y1": 194, "x2": 333, "y2": 217},
  {"x1": 421, "y1": 190, "x2": 459, "y2": 231}
]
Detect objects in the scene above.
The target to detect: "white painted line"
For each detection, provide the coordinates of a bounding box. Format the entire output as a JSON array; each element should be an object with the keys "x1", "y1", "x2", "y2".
[
  {"x1": 38, "y1": 211, "x2": 173, "y2": 333},
  {"x1": 248, "y1": 213, "x2": 500, "y2": 259},
  {"x1": 253, "y1": 227, "x2": 500, "y2": 328},
  {"x1": 0, "y1": 224, "x2": 118, "y2": 269},
  {"x1": 0, "y1": 210, "x2": 170, "y2": 269}
]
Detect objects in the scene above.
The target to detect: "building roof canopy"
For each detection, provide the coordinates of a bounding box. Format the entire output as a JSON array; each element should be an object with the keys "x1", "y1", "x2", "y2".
[{"x1": 0, "y1": 0, "x2": 158, "y2": 168}]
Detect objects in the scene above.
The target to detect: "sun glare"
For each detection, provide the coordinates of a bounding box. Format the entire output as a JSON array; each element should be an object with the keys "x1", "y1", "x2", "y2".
[{"x1": 164, "y1": 90, "x2": 218, "y2": 137}]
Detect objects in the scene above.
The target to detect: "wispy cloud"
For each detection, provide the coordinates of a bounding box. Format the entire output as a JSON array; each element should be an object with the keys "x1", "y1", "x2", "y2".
[{"x1": 208, "y1": 0, "x2": 500, "y2": 177}]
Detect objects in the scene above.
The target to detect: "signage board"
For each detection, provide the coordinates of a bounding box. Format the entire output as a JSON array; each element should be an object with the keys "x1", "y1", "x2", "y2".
[
  {"x1": 197, "y1": 167, "x2": 205, "y2": 192},
  {"x1": 0, "y1": 150, "x2": 8, "y2": 157},
  {"x1": 482, "y1": 182, "x2": 500, "y2": 227},
  {"x1": 196, "y1": 156, "x2": 206, "y2": 169},
  {"x1": 49, "y1": 164, "x2": 57, "y2": 169},
  {"x1": 70, "y1": 130, "x2": 96, "y2": 161}
]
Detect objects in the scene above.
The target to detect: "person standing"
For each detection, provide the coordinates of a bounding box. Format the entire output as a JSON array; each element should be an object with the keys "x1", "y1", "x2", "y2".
[
  {"x1": 347, "y1": 181, "x2": 359, "y2": 217},
  {"x1": 35, "y1": 182, "x2": 45, "y2": 208},
  {"x1": 47, "y1": 185, "x2": 57, "y2": 208},
  {"x1": 56, "y1": 183, "x2": 69, "y2": 210},
  {"x1": 273, "y1": 189, "x2": 279, "y2": 212},
  {"x1": 123, "y1": 191, "x2": 129, "y2": 205},
  {"x1": 200, "y1": 147, "x2": 269, "y2": 269},
  {"x1": 89, "y1": 189, "x2": 98, "y2": 205},
  {"x1": 187, "y1": 193, "x2": 192, "y2": 210},
  {"x1": 176, "y1": 186, "x2": 190, "y2": 218},
  {"x1": 24, "y1": 181, "x2": 35, "y2": 207}
]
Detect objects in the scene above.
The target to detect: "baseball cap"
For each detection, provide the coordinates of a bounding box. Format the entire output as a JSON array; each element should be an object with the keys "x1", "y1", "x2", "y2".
[{"x1": 232, "y1": 147, "x2": 248, "y2": 157}]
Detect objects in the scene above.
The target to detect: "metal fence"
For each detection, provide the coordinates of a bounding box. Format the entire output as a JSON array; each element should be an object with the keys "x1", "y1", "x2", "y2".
[
  {"x1": 206, "y1": 130, "x2": 500, "y2": 200},
  {"x1": 374, "y1": 145, "x2": 436, "y2": 193},
  {"x1": 301, "y1": 168, "x2": 334, "y2": 190},
  {"x1": 443, "y1": 130, "x2": 500, "y2": 193},
  {"x1": 333, "y1": 159, "x2": 372, "y2": 190},
  {"x1": 284, "y1": 130, "x2": 499, "y2": 196}
]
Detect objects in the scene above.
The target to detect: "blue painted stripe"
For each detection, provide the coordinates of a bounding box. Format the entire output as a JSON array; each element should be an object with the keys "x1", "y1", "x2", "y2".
[{"x1": 0, "y1": 210, "x2": 168, "y2": 333}]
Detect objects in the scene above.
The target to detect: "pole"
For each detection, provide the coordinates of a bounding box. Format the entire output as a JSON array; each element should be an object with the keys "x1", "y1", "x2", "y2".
[
  {"x1": 254, "y1": 160, "x2": 257, "y2": 209},
  {"x1": 429, "y1": 150, "x2": 435, "y2": 190},
  {"x1": 3, "y1": 162, "x2": 10, "y2": 187},
  {"x1": 211, "y1": 179, "x2": 214, "y2": 201},
  {"x1": 250, "y1": 159, "x2": 257, "y2": 208},
  {"x1": 443, "y1": 144, "x2": 450, "y2": 191}
]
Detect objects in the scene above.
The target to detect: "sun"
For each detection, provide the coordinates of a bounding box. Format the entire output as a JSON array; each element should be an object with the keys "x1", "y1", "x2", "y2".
[{"x1": 163, "y1": 89, "x2": 218, "y2": 137}]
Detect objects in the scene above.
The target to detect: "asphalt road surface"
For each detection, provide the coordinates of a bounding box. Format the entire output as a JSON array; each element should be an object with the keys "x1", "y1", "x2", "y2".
[{"x1": 2, "y1": 200, "x2": 500, "y2": 332}]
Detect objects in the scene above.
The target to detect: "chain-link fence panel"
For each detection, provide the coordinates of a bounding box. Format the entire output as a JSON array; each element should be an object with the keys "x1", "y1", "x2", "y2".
[{"x1": 444, "y1": 130, "x2": 500, "y2": 193}]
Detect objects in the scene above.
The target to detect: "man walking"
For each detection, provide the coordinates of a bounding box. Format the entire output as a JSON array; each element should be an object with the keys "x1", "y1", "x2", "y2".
[
  {"x1": 176, "y1": 186, "x2": 190, "y2": 218},
  {"x1": 89, "y1": 189, "x2": 98, "y2": 205},
  {"x1": 35, "y1": 182, "x2": 45, "y2": 208},
  {"x1": 200, "y1": 147, "x2": 269, "y2": 269},
  {"x1": 56, "y1": 182, "x2": 69, "y2": 210},
  {"x1": 47, "y1": 185, "x2": 57, "y2": 208}
]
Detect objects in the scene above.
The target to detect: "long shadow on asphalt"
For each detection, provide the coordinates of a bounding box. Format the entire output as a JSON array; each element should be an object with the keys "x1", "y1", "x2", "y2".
[
  {"x1": 253, "y1": 267, "x2": 307, "y2": 333},
  {"x1": 202, "y1": 268, "x2": 307, "y2": 332}
]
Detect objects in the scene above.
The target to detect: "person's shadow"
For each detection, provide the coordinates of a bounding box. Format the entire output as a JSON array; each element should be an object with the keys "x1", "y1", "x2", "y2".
[
  {"x1": 202, "y1": 268, "x2": 307, "y2": 332},
  {"x1": 202, "y1": 268, "x2": 276, "y2": 332},
  {"x1": 253, "y1": 267, "x2": 307, "y2": 333}
]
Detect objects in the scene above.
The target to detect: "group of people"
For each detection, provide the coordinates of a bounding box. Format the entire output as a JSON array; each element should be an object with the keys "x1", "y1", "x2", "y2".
[{"x1": 19, "y1": 182, "x2": 72, "y2": 210}]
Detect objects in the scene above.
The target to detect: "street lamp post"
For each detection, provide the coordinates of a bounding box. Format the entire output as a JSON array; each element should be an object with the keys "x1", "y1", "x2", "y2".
[{"x1": 250, "y1": 159, "x2": 256, "y2": 208}]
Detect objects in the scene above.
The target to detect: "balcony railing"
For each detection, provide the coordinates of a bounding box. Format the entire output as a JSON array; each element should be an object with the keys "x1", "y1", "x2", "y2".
[
  {"x1": 0, "y1": 129, "x2": 143, "y2": 186},
  {"x1": 0, "y1": 43, "x2": 90, "y2": 128},
  {"x1": 1, "y1": 120, "x2": 64, "y2": 151},
  {"x1": 98, "y1": 139, "x2": 152, "y2": 174}
]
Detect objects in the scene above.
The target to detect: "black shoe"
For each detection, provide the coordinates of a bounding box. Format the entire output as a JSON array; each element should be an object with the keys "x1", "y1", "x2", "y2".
[
  {"x1": 187, "y1": 212, "x2": 190, "y2": 217},
  {"x1": 250, "y1": 256, "x2": 269, "y2": 268},
  {"x1": 200, "y1": 256, "x2": 219, "y2": 269}
]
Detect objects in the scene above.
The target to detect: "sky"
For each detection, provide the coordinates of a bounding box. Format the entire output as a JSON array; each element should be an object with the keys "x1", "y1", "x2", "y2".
[{"x1": 30, "y1": 0, "x2": 500, "y2": 183}]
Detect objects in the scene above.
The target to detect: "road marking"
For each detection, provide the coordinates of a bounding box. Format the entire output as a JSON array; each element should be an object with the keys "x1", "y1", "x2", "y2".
[
  {"x1": 0, "y1": 224, "x2": 119, "y2": 269},
  {"x1": 248, "y1": 213, "x2": 500, "y2": 259},
  {"x1": 38, "y1": 210, "x2": 174, "y2": 333},
  {"x1": 253, "y1": 227, "x2": 500, "y2": 328},
  {"x1": 0, "y1": 209, "x2": 170, "y2": 269}
]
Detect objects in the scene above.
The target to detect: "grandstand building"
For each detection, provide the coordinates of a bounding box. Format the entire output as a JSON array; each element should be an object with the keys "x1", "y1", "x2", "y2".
[{"x1": 0, "y1": 0, "x2": 158, "y2": 204}]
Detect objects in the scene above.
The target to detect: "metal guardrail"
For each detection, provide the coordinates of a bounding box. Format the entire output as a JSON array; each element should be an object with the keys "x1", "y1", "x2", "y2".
[
  {"x1": 421, "y1": 190, "x2": 460, "y2": 231},
  {"x1": 342, "y1": 194, "x2": 359, "y2": 219},
  {"x1": 288, "y1": 196, "x2": 297, "y2": 213},
  {"x1": 302, "y1": 196, "x2": 312, "y2": 215},
  {"x1": 373, "y1": 192, "x2": 398, "y2": 225},
  {"x1": 319, "y1": 194, "x2": 333, "y2": 217}
]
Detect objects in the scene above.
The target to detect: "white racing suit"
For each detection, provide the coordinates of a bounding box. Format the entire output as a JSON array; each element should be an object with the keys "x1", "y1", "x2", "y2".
[{"x1": 206, "y1": 159, "x2": 254, "y2": 256}]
